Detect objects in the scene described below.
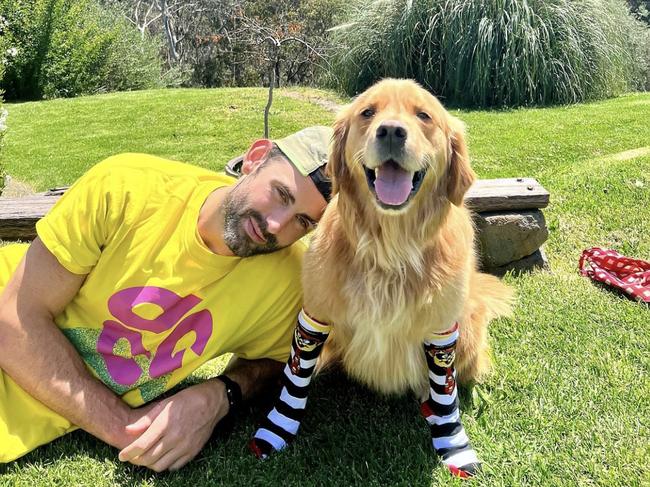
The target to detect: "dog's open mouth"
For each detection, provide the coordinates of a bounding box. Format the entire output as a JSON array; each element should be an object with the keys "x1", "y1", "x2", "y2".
[{"x1": 364, "y1": 160, "x2": 426, "y2": 210}]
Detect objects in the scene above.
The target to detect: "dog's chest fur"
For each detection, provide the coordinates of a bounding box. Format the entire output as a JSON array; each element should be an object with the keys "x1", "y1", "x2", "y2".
[{"x1": 303, "y1": 203, "x2": 473, "y2": 397}]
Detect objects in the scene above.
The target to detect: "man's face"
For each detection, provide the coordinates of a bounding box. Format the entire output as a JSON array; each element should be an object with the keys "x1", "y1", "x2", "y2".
[{"x1": 222, "y1": 156, "x2": 327, "y2": 257}]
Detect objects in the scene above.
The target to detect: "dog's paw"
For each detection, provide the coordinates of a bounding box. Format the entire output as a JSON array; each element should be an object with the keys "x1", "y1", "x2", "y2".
[
  {"x1": 248, "y1": 438, "x2": 272, "y2": 460},
  {"x1": 446, "y1": 461, "x2": 481, "y2": 479}
]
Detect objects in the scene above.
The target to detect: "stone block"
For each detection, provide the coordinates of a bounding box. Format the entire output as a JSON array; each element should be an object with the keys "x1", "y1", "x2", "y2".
[
  {"x1": 474, "y1": 210, "x2": 549, "y2": 268},
  {"x1": 485, "y1": 247, "x2": 550, "y2": 276}
]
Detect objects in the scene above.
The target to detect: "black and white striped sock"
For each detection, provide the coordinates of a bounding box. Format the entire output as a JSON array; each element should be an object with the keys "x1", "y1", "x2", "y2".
[
  {"x1": 249, "y1": 309, "x2": 330, "y2": 459},
  {"x1": 421, "y1": 324, "x2": 481, "y2": 478}
]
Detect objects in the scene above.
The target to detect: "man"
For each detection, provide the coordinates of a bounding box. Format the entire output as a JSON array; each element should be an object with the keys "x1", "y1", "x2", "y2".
[{"x1": 0, "y1": 126, "x2": 332, "y2": 471}]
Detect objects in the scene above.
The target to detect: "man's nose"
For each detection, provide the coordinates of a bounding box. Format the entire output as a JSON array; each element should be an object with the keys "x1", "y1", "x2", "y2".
[
  {"x1": 376, "y1": 120, "x2": 408, "y2": 150},
  {"x1": 265, "y1": 209, "x2": 292, "y2": 235}
]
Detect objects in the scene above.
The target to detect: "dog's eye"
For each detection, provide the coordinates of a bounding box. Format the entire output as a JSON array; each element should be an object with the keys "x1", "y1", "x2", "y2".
[
  {"x1": 417, "y1": 112, "x2": 431, "y2": 121},
  {"x1": 361, "y1": 108, "x2": 375, "y2": 118}
]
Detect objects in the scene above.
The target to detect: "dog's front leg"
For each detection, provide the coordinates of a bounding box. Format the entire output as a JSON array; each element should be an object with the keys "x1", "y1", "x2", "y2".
[
  {"x1": 249, "y1": 309, "x2": 330, "y2": 458},
  {"x1": 421, "y1": 324, "x2": 481, "y2": 478}
]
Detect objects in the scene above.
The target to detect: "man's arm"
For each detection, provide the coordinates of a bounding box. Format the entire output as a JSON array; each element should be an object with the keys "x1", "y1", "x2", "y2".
[
  {"x1": 222, "y1": 355, "x2": 284, "y2": 399},
  {"x1": 0, "y1": 238, "x2": 139, "y2": 449},
  {"x1": 117, "y1": 356, "x2": 284, "y2": 472}
]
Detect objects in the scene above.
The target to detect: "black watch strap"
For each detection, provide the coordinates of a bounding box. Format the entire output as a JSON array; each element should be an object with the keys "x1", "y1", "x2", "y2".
[{"x1": 216, "y1": 374, "x2": 242, "y2": 415}]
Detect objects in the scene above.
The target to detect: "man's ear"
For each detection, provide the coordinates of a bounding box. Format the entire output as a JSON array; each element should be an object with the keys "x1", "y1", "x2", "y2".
[
  {"x1": 446, "y1": 117, "x2": 476, "y2": 206},
  {"x1": 242, "y1": 139, "x2": 273, "y2": 175}
]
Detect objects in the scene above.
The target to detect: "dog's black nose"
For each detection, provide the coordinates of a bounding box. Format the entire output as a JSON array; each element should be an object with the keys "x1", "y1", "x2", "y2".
[{"x1": 376, "y1": 120, "x2": 407, "y2": 149}]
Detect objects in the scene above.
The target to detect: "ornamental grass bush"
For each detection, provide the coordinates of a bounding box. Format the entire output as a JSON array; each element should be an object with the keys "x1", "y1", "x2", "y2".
[
  {"x1": 329, "y1": 0, "x2": 650, "y2": 107},
  {"x1": 0, "y1": 0, "x2": 164, "y2": 101}
]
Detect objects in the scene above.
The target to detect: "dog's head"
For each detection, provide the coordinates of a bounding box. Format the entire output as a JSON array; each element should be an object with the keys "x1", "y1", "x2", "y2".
[{"x1": 329, "y1": 79, "x2": 475, "y2": 212}]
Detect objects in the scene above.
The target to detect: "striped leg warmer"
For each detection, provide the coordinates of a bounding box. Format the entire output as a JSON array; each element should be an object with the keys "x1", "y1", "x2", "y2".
[
  {"x1": 421, "y1": 324, "x2": 481, "y2": 478},
  {"x1": 249, "y1": 309, "x2": 331, "y2": 459}
]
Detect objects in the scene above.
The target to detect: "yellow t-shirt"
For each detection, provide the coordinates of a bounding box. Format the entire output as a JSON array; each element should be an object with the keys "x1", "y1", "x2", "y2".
[{"x1": 0, "y1": 153, "x2": 305, "y2": 462}]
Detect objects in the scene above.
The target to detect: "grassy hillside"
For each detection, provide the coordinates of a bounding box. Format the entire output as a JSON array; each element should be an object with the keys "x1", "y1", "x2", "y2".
[
  {"x1": 0, "y1": 88, "x2": 336, "y2": 191},
  {"x1": 0, "y1": 88, "x2": 648, "y2": 487}
]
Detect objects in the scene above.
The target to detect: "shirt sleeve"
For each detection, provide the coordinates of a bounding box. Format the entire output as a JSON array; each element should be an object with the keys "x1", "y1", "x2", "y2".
[{"x1": 36, "y1": 158, "x2": 126, "y2": 275}]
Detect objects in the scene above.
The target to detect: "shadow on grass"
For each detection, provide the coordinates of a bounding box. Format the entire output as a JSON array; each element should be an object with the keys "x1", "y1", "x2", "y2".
[
  {"x1": 584, "y1": 279, "x2": 650, "y2": 307},
  {"x1": 3, "y1": 370, "x2": 482, "y2": 486}
]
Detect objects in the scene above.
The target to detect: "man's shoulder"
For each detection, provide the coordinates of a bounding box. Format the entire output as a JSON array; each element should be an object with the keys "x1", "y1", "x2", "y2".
[
  {"x1": 240, "y1": 241, "x2": 307, "y2": 281},
  {"x1": 89, "y1": 153, "x2": 233, "y2": 182},
  {"x1": 266, "y1": 240, "x2": 307, "y2": 269}
]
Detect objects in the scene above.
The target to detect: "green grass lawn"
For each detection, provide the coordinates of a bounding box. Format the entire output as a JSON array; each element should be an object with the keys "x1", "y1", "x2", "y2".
[
  {"x1": 1, "y1": 88, "x2": 649, "y2": 486},
  {"x1": 0, "y1": 88, "x2": 337, "y2": 191}
]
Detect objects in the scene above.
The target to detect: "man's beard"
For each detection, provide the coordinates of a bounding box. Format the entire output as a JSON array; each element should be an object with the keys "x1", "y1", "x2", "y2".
[{"x1": 222, "y1": 188, "x2": 279, "y2": 257}]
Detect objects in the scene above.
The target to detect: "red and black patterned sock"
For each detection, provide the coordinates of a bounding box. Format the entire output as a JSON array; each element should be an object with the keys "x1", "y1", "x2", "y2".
[
  {"x1": 249, "y1": 309, "x2": 330, "y2": 459},
  {"x1": 421, "y1": 324, "x2": 481, "y2": 478}
]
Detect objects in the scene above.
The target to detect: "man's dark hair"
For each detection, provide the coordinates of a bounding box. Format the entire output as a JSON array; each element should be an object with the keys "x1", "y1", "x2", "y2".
[{"x1": 262, "y1": 143, "x2": 290, "y2": 166}]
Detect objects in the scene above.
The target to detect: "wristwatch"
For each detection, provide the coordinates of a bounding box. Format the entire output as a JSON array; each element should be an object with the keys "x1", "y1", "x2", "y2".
[{"x1": 215, "y1": 374, "x2": 242, "y2": 416}]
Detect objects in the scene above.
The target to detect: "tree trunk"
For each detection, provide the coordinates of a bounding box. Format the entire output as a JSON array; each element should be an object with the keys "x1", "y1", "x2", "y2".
[
  {"x1": 161, "y1": 0, "x2": 179, "y2": 63},
  {"x1": 264, "y1": 64, "x2": 276, "y2": 138}
]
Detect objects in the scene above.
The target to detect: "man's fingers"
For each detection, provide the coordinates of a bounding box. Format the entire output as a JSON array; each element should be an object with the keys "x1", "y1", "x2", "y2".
[
  {"x1": 149, "y1": 448, "x2": 186, "y2": 473},
  {"x1": 168, "y1": 453, "x2": 194, "y2": 472},
  {"x1": 128, "y1": 438, "x2": 174, "y2": 467},
  {"x1": 118, "y1": 411, "x2": 168, "y2": 462},
  {"x1": 125, "y1": 401, "x2": 166, "y2": 434},
  {"x1": 124, "y1": 416, "x2": 153, "y2": 435}
]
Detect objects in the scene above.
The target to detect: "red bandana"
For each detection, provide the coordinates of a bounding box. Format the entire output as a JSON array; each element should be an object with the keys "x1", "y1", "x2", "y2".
[{"x1": 579, "y1": 247, "x2": 650, "y2": 303}]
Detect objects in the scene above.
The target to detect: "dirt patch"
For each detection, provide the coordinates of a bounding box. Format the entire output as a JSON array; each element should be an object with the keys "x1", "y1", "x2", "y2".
[
  {"x1": 568, "y1": 146, "x2": 650, "y2": 177},
  {"x1": 606, "y1": 147, "x2": 650, "y2": 162},
  {"x1": 1, "y1": 175, "x2": 36, "y2": 197},
  {"x1": 282, "y1": 91, "x2": 343, "y2": 113}
]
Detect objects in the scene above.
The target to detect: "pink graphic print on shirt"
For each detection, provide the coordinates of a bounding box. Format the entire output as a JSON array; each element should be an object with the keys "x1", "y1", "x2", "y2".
[{"x1": 97, "y1": 286, "x2": 213, "y2": 386}]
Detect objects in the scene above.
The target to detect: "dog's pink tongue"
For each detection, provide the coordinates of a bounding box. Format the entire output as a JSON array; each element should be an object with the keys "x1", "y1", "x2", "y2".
[{"x1": 374, "y1": 163, "x2": 412, "y2": 205}]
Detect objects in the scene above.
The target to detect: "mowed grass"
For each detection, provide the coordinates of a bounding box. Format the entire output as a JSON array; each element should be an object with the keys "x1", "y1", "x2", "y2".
[
  {"x1": 0, "y1": 88, "x2": 335, "y2": 191},
  {"x1": 1, "y1": 88, "x2": 649, "y2": 487}
]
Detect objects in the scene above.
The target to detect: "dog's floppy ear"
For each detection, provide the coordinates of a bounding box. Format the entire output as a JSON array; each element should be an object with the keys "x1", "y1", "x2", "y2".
[
  {"x1": 326, "y1": 108, "x2": 351, "y2": 194},
  {"x1": 446, "y1": 117, "x2": 476, "y2": 206}
]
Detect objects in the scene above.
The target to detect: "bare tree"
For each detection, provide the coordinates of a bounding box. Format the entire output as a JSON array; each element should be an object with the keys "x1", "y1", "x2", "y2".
[
  {"x1": 120, "y1": 0, "x2": 214, "y2": 65},
  {"x1": 231, "y1": 11, "x2": 328, "y2": 137},
  {"x1": 129, "y1": 0, "x2": 160, "y2": 38},
  {"x1": 102, "y1": 0, "x2": 343, "y2": 89}
]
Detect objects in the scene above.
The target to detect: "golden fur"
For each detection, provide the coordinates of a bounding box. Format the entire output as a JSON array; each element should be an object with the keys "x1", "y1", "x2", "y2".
[{"x1": 302, "y1": 79, "x2": 513, "y2": 398}]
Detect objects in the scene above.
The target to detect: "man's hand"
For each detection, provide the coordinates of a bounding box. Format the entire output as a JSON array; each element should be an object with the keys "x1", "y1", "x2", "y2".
[
  {"x1": 118, "y1": 357, "x2": 283, "y2": 471},
  {"x1": 118, "y1": 380, "x2": 229, "y2": 472}
]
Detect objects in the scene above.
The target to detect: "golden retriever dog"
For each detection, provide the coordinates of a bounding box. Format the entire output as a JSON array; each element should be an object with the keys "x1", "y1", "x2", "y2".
[
  {"x1": 303, "y1": 78, "x2": 513, "y2": 395},
  {"x1": 251, "y1": 78, "x2": 513, "y2": 477}
]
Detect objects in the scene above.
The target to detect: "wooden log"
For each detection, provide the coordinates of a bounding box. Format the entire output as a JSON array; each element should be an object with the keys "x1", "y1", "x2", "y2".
[
  {"x1": 465, "y1": 177, "x2": 549, "y2": 212},
  {"x1": 14, "y1": 179, "x2": 552, "y2": 207},
  {"x1": 0, "y1": 195, "x2": 62, "y2": 240},
  {"x1": 0, "y1": 178, "x2": 550, "y2": 241}
]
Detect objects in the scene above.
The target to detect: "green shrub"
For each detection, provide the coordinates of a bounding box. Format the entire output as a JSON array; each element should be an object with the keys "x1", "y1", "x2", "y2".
[
  {"x1": 329, "y1": 0, "x2": 650, "y2": 107},
  {"x1": 0, "y1": 0, "x2": 164, "y2": 100}
]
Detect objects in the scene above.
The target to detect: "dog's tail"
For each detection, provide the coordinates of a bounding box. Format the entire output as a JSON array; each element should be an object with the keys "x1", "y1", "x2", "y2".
[
  {"x1": 471, "y1": 272, "x2": 515, "y2": 322},
  {"x1": 456, "y1": 272, "x2": 514, "y2": 384}
]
